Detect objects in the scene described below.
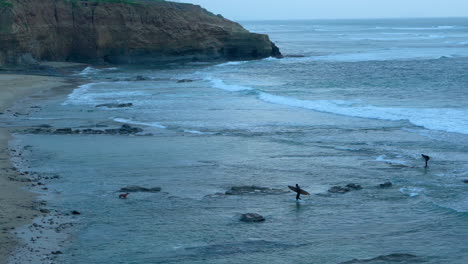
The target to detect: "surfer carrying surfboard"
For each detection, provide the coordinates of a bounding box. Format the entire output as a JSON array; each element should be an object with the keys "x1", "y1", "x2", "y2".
[{"x1": 288, "y1": 184, "x2": 310, "y2": 200}]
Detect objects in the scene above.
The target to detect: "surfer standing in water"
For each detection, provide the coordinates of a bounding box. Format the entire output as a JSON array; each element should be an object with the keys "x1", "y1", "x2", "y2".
[{"x1": 295, "y1": 184, "x2": 302, "y2": 200}]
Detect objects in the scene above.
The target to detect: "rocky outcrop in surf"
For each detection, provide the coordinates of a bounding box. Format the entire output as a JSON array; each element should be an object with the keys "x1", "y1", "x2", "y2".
[
  {"x1": 225, "y1": 186, "x2": 287, "y2": 195},
  {"x1": 0, "y1": 0, "x2": 281, "y2": 66},
  {"x1": 119, "y1": 186, "x2": 161, "y2": 193},
  {"x1": 339, "y1": 253, "x2": 420, "y2": 263}
]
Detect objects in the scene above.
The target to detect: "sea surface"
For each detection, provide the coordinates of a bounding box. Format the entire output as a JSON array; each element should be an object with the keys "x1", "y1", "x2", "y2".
[{"x1": 10, "y1": 18, "x2": 468, "y2": 263}]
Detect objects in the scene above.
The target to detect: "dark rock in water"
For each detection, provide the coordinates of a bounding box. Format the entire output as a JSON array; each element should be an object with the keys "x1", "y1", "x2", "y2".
[
  {"x1": 177, "y1": 79, "x2": 194, "y2": 83},
  {"x1": 463, "y1": 179, "x2": 468, "y2": 184},
  {"x1": 71, "y1": 210, "x2": 81, "y2": 215},
  {"x1": 39, "y1": 209, "x2": 50, "y2": 214},
  {"x1": 54, "y1": 128, "x2": 73, "y2": 134},
  {"x1": 105, "y1": 125, "x2": 143, "y2": 135},
  {"x1": 37, "y1": 124, "x2": 52, "y2": 128},
  {"x1": 346, "y1": 183, "x2": 362, "y2": 190},
  {"x1": 225, "y1": 186, "x2": 286, "y2": 195},
  {"x1": 51, "y1": 251, "x2": 63, "y2": 255},
  {"x1": 81, "y1": 129, "x2": 105, "y2": 135},
  {"x1": 96, "y1": 103, "x2": 133, "y2": 108},
  {"x1": 240, "y1": 213, "x2": 265, "y2": 223},
  {"x1": 379, "y1": 182, "x2": 393, "y2": 188},
  {"x1": 340, "y1": 253, "x2": 419, "y2": 264},
  {"x1": 328, "y1": 186, "x2": 350, "y2": 194},
  {"x1": 119, "y1": 186, "x2": 161, "y2": 193},
  {"x1": 135, "y1": 75, "x2": 150, "y2": 81}
]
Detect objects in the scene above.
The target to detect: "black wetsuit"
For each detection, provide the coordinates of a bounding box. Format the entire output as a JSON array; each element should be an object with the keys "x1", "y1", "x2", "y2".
[{"x1": 296, "y1": 184, "x2": 301, "y2": 200}]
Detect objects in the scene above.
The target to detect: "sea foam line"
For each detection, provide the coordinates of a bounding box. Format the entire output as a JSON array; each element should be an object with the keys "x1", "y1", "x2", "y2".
[
  {"x1": 258, "y1": 92, "x2": 468, "y2": 135},
  {"x1": 205, "y1": 77, "x2": 468, "y2": 134}
]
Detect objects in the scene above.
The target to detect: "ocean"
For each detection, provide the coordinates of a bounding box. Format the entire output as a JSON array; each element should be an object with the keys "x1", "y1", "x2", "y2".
[{"x1": 9, "y1": 18, "x2": 468, "y2": 263}]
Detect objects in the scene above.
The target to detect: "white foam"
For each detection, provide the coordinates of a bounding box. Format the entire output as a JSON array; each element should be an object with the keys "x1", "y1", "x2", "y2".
[
  {"x1": 400, "y1": 187, "x2": 424, "y2": 197},
  {"x1": 375, "y1": 155, "x2": 409, "y2": 166},
  {"x1": 215, "y1": 61, "x2": 249, "y2": 67},
  {"x1": 63, "y1": 82, "x2": 149, "y2": 105},
  {"x1": 113, "y1": 118, "x2": 166, "y2": 129},
  {"x1": 205, "y1": 77, "x2": 253, "y2": 92},
  {"x1": 183, "y1": 129, "x2": 216, "y2": 135},
  {"x1": 258, "y1": 92, "x2": 468, "y2": 135},
  {"x1": 63, "y1": 83, "x2": 97, "y2": 105},
  {"x1": 78, "y1": 66, "x2": 118, "y2": 76}
]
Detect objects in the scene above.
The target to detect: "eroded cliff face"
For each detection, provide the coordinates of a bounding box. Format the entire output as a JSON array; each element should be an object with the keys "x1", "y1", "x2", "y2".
[{"x1": 0, "y1": 0, "x2": 281, "y2": 65}]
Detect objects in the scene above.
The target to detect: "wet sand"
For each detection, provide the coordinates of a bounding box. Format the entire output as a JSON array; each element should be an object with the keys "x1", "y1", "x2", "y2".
[{"x1": 0, "y1": 74, "x2": 67, "y2": 264}]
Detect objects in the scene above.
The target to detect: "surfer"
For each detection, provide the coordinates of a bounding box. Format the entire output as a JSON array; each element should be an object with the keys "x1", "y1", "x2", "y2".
[
  {"x1": 288, "y1": 184, "x2": 310, "y2": 200},
  {"x1": 295, "y1": 184, "x2": 302, "y2": 200},
  {"x1": 422, "y1": 154, "x2": 430, "y2": 168}
]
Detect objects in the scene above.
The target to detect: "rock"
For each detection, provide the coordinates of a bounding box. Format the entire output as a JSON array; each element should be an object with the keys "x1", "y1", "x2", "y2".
[
  {"x1": 71, "y1": 210, "x2": 81, "y2": 215},
  {"x1": 328, "y1": 186, "x2": 350, "y2": 194},
  {"x1": 37, "y1": 124, "x2": 52, "y2": 128},
  {"x1": 240, "y1": 213, "x2": 265, "y2": 223},
  {"x1": 340, "y1": 253, "x2": 419, "y2": 264},
  {"x1": 119, "y1": 186, "x2": 161, "y2": 193},
  {"x1": 51, "y1": 251, "x2": 63, "y2": 255},
  {"x1": 379, "y1": 182, "x2": 393, "y2": 188},
  {"x1": 225, "y1": 186, "x2": 286, "y2": 195},
  {"x1": 39, "y1": 209, "x2": 50, "y2": 214},
  {"x1": 96, "y1": 103, "x2": 133, "y2": 108},
  {"x1": 135, "y1": 75, "x2": 150, "y2": 81},
  {"x1": 463, "y1": 179, "x2": 468, "y2": 184},
  {"x1": 0, "y1": 0, "x2": 281, "y2": 66},
  {"x1": 345, "y1": 183, "x2": 362, "y2": 190},
  {"x1": 54, "y1": 128, "x2": 73, "y2": 134},
  {"x1": 177, "y1": 79, "x2": 195, "y2": 83},
  {"x1": 105, "y1": 125, "x2": 143, "y2": 135}
]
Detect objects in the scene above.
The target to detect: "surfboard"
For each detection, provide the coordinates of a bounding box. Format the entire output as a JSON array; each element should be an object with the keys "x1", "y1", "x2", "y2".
[{"x1": 288, "y1": 185, "x2": 310, "y2": 195}]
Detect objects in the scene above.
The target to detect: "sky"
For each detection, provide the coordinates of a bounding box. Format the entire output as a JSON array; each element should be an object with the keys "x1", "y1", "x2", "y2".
[{"x1": 173, "y1": 0, "x2": 468, "y2": 20}]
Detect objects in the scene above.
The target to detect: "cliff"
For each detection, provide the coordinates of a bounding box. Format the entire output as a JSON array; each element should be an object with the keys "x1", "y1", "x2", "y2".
[{"x1": 0, "y1": 0, "x2": 281, "y2": 65}]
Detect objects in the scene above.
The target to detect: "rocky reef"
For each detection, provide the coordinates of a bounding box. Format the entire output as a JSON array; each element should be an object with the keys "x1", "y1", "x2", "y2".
[{"x1": 0, "y1": 0, "x2": 281, "y2": 66}]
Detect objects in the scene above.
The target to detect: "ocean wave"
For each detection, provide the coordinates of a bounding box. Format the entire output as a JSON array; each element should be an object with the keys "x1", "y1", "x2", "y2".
[
  {"x1": 63, "y1": 82, "x2": 150, "y2": 105},
  {"x1": 113, "y1": 118, "x2": 166, "y2": 129},
  {"x1": 63, "y1": 83, "x2": 97, "y2": 105},
  {"x1": 78, "y1": 66, "x2": 118, "y2": 76},
  {"x1": 348, "y1": 34, "x2": 446, "y2": 41},
  {"x1": 311, "y1": 49, "x2": 460, "y2": 62},
  {"x1": 258, "y1": 92, "x2": 468, "y2": 134},
  {"x1": 205, "y1": 77, "x2": 253, "y2": 92},
  {"x1": 375, "y1": 25, "x2": 459, "y2": 31}
]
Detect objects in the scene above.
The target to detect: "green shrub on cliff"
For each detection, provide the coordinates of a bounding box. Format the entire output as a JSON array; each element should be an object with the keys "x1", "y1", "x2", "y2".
[
  {"x1": 0, "y1": 0, "x2": 13, "y2": 8},
  {"x1": 65, "y1": 0, "x2": 167, "y2": 5}
]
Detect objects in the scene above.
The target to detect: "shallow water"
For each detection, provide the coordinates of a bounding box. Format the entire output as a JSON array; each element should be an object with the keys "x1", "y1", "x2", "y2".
[{"x1": 10, "y1": 18, "x2": 468, "y2": 263}]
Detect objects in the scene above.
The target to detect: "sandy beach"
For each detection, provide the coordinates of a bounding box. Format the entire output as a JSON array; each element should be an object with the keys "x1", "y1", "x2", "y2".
[{"x1": 0, "y1": 74, "x2": 67, "y2": 264}]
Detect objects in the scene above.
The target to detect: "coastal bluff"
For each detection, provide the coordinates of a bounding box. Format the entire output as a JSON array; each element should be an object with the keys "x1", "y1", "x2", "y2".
[{"x1": 0, "y1": 0, "x2": 282, "y2": 65}]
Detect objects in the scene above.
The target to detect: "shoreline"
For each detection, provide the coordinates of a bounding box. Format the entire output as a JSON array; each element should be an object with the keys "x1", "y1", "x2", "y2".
[{"x1": 0, "y1": 67, "x2": 84, "y2": 264}]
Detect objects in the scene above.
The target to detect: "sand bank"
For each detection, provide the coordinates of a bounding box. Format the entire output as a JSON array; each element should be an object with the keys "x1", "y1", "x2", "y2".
[{"x1": 0, "y1": 74, "x2": 67, "y2": 264}]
